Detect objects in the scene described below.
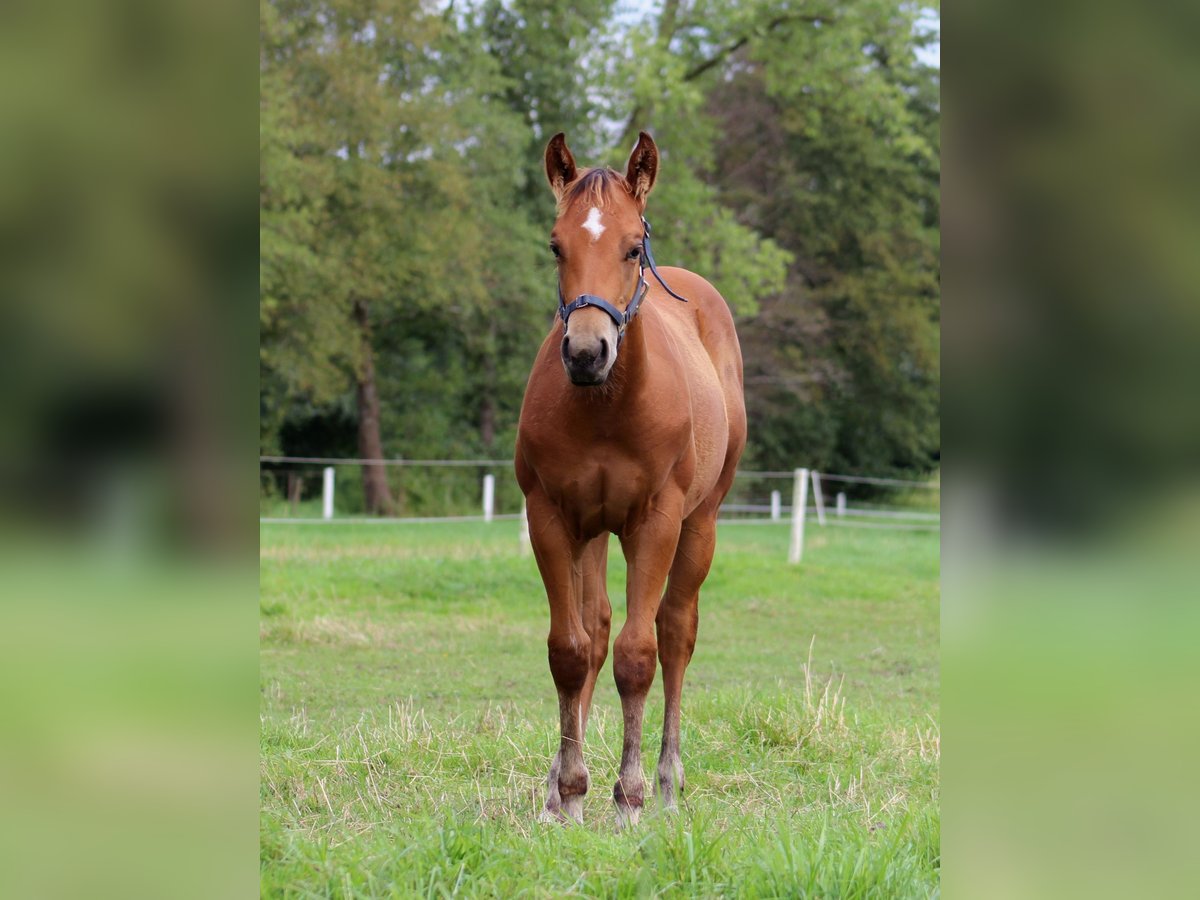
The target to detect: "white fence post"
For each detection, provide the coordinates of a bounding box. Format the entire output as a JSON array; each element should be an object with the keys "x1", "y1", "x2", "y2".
[
  {"x1": 770, "y1": 490, "x2": 781, "y2": 521},
  {"x1": 482, "y1": 474, "x2": 495, "y2": 523},
  {"x1": 789, "y1": 467, "x2": 808, "y2": 564},
  {"x1": 519, "y1": 499, "x2": 532, "y2": 555},
  {"x1": 836, "y1": 492, "x2": 847, "y2": 518},
  {"x1": 811, "y1": 470, "x2": 826, "y2": 526},
  {"x1": 322, "y1": 466, "x2": 335, "y2": 520}
]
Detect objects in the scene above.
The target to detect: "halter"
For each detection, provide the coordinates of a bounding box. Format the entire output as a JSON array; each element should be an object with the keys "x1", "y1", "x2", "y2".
[{"x1": 557, "y1": 217, "x2": 688, "y2": 346}]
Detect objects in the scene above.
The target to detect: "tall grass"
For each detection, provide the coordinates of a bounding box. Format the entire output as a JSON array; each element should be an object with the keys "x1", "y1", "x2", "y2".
[{"x1": 261, "y1": 521, "x2": 939, "y2": 897}]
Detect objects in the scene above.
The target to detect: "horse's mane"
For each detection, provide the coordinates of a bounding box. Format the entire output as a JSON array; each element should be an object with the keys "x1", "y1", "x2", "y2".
[{"x1": 559, "y1": 167, "x2": 630, "y2": 214}]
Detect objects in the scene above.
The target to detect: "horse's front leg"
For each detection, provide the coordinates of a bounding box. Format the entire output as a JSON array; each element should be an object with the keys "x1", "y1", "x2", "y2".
[
  {"x1": 656, "y1": 510, "x2": 718, "y2": 812},
  {"x1": 613, "y1": 500, "x2": 684, "y2": 827},
  {"x1": 528, "y1": 493, "x2": 591, "y2": 824}
]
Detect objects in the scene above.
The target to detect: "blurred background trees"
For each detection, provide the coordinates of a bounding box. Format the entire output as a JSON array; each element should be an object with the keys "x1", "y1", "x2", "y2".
[{"x1": 260, "y1": 0, "x2": 940, "y2": 511}]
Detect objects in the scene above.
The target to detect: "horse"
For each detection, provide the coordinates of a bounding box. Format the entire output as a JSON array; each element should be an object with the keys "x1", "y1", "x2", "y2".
[{"x1": 514, "y1": 131, "x2": 746, "y2": 826}]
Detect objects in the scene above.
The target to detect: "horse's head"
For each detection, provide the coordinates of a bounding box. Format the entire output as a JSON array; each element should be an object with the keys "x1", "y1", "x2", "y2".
[{"x1": 544, "y1": 131, "x2": 659, "y2": 386}]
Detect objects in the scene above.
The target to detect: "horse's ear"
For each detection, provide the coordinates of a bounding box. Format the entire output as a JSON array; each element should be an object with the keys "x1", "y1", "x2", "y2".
[
  {"x1": 624, "y1": 131, "x2": 659, "y2": 206},
  {"x1": 544, "y1": 133, "x2": 577, "y2": 201}
]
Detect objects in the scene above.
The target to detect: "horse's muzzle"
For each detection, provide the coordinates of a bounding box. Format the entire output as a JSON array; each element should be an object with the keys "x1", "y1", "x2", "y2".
[{"x1": 561, "y1": 335, "x2": 611, "y2": 386}]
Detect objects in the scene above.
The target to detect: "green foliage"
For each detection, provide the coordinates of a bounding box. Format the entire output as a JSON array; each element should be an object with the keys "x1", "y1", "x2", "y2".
[
  {"x1": 260, "y1": 0, "x2": 940, "y2": 479},
  {"x1": 701, "y1": 2, "x2": 941, "y2": 475}
]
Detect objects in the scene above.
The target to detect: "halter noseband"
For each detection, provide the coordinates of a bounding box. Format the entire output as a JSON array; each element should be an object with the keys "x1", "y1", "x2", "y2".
[{"x1": 557, "y1": 217, "x2": 688, "y2": 346}]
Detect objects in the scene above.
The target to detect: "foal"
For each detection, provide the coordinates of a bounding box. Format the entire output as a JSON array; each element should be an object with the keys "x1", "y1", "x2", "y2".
[{"x1": 515, "y1": 132, "x2": 746, "y2": 826}]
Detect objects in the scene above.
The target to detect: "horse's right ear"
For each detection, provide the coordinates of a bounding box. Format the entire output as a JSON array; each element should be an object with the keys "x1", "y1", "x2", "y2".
[
  {"x1": 624, "y1": 131, "x2": 659, "y2": 206},
  {"x1": 544, "y1": 133, "x2": 577, "y2": 201}
]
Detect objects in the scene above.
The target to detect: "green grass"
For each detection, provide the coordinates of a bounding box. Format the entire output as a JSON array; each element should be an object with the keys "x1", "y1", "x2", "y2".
[{"x1": 261, "y1": 521, "x2": 939, "y2": 897}]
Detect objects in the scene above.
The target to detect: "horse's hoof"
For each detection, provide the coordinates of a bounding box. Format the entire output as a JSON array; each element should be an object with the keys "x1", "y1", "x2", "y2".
[
  {"x1": 561, "y1": 794, "x2": 584, "y2": 824},
  {"x1": 615, "y1": 802, "x2": 642, "y2": 829},
  {"x1": 657, "y1": 780, "x2": 683, "y2": 813},
  {"x1": 539, "y1": 799, "x2": 584, "y2": 825},
  {"x1": 538, "y1": 804, "x2": 569, "y2": 825}
]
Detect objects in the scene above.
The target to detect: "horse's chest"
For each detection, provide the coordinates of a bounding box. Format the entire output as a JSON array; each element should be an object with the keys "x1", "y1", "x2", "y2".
[{"x1": 526, "y1": 440, "x2": 667, "y2": 536}]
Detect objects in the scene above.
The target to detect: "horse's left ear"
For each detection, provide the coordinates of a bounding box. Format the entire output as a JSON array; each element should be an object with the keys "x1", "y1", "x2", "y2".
[
  {"x1": 624, "y1": 131, "x2": 658, "y2": 206},
  {"x1": 545, "y1": 133, "x2": 577, "y2": 201}
]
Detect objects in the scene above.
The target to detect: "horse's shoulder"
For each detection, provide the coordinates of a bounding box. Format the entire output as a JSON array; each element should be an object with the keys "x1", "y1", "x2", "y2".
[
  {"x1": 653, "y1": 268, "x2": 735, "y2": 328},
  {"x1": 651, "y1": 267, "x2": 740, "y2": 364}
]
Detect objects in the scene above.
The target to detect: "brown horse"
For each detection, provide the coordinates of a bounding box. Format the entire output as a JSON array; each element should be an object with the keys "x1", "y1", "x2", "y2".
[{"x1": 514, "y1": 132, "x2": 746, "y2": 826}]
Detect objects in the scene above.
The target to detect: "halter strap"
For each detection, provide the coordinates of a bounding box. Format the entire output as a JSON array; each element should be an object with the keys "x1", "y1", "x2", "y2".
[
  {"x1": 557, "y1": 217, "x2": 687, "y2": 345},
  {"x1": 639, "y1": 217, "x2": 690, "y2": 304}
]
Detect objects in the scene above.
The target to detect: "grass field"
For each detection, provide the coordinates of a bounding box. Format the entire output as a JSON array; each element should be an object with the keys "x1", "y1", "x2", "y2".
[{"x1": 260, "y1": 520, "x2": 939, "y2": 897}]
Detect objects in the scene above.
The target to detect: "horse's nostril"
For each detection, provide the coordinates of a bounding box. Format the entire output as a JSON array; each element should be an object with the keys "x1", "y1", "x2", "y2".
[
  {"x1": 561, "y1": 337, "x2": 570, "y2": 358},
  {"x1": 598, "y1": 338, "x2": 609, "y2": 362}
]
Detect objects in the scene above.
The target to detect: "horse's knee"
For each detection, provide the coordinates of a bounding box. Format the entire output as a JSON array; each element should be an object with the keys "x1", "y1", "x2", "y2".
[
  {"x1": 548, "y1": 631, "x2": 590, "y2": 692},
  {"x1": 613, "y1": 632, "x2": 657, "y2": 697}
]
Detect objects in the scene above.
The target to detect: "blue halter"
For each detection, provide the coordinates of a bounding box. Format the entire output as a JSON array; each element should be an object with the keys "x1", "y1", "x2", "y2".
[{"x1": 557, "y1": 217, "x2": 688, "y2": 345}]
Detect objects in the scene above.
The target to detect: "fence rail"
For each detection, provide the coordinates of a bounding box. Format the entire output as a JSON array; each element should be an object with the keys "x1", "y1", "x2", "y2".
[
  {"x1": 259, "y1": 457, "x2": 939, "y2": 561},
  {"x1": 261, "y1": 456, "x2": 939, "y2": 488},
  {"x1": 260, "y1": 455, "x2": 511, "y2": 467}
]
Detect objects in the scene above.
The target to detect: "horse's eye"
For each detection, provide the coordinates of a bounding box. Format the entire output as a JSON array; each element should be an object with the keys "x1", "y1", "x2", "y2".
[
  {"x1": 627, "y1": 247, "x2": 641, "y2": 261},
  {"x1": 550, "y1": 244, "x2": 562, "y2": 259}
]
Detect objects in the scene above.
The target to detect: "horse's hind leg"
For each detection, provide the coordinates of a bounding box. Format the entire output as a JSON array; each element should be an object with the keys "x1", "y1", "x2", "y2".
[
  {"x1": 613, "y1": 503, "x2": 683, "y2": 827},
  {"x1": 579, "y1": 535, "x2": 613, "y2": 737},
  {"x1": 655, "y1": 509, "x2": 718, "y2": 811},
  {"x1": 545, "y1": 536, "x2": 612, "y2": 821},
  {"x1": 528, "y1": 494, "x2": 592, "y2": 824}
]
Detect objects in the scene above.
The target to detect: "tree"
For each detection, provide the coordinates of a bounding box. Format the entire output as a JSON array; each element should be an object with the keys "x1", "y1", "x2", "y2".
[
  {"x1": 259, "y1": 0, "x2": 941, "y2": 511},
  {"x1": 705, "y1": 1, "x2": 941, "y2": 474},
  {"x1": 261, "y1": 0, "x2": 540, "y2": 510},
  {"x1": 261, "y1": 0, "x2": 442, "y2": 511}
]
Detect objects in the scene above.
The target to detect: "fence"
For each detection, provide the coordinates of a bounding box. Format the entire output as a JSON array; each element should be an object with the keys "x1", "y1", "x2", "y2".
[{"x1": 259, "y1": 457, "x2": 939, "y2": 562}]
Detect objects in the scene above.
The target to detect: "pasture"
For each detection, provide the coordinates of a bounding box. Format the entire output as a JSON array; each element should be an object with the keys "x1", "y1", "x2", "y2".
[{"x1": 260, "y1": 521, "x2": 939, "y2": 897}]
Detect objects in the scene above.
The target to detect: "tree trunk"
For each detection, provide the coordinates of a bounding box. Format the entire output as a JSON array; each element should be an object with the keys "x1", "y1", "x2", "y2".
[
  {"x1": 287, "y1": 472, "x2": 303, "y2": 517},
  {"x1": 480, "y1": 319, "x2": 497, "y2": 451},
  {"x1": 480, "y1": 394, "x2": 496, "y2": 451},
  {"x1": 353, "y1": 298, "x2": 395, "y2": 516}
]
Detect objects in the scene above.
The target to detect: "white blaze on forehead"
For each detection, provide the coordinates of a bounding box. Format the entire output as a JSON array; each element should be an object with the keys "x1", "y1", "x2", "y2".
[{"x1": 582, "y1": 206, "x2": 606, "y2": 242}]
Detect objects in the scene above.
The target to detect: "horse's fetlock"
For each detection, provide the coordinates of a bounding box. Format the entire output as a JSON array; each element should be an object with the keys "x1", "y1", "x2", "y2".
[
  {"x1": 613, "y1": 777, "x2": 644, "y2": 809},
  {"x1": 657, "y1": 758, "x2": 685, "y2": 793},
  {"x1": 558, "y1": 766, "x2": 589, "y2": 799}
]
